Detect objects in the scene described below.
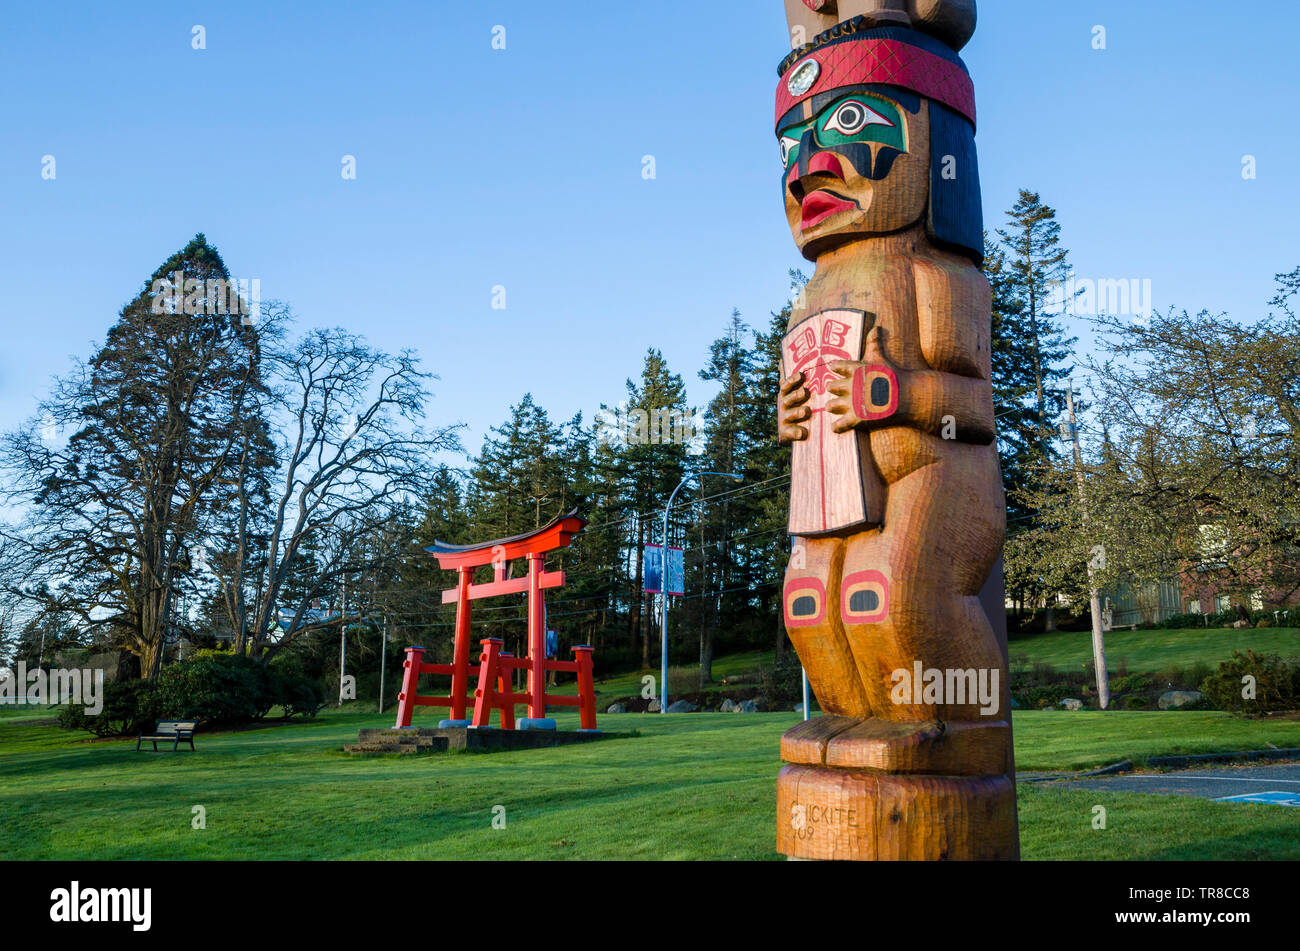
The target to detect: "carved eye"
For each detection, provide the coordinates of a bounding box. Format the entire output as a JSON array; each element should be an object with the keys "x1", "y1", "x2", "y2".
[
  {"x1": 823, "y1": 100, "x2": 894, "y2": 136},
  {"x1": 780, "y1": 135, "x2": 800, "y2": 167}
]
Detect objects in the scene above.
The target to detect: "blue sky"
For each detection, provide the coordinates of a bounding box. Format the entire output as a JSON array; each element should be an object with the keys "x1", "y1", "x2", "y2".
[{"x1": 3, "y1": 0, "x2": 1298, "y2": 454}]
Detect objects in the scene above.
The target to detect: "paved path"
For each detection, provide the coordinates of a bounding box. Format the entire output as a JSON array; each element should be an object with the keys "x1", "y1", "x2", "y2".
[{"x1": 1062, "y1": 763, "x2": 1300, "y2": 806}]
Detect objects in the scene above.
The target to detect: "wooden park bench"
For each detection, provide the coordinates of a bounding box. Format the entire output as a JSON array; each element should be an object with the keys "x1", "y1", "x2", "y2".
[{"x1": 135, "y1": 720, "x2": 198, "y2": 752}]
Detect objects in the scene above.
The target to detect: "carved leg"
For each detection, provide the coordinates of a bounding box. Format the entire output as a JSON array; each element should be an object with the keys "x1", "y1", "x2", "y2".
[
  {"x1": 778, "y1": 437, "x2": 1017, "y2": 860},
  {"x1": 781, "y1": 534, "x2": 872, "y2": 719},
  {"x1": 847, "y1": 435, "x2": 1005, "y2": 723}
]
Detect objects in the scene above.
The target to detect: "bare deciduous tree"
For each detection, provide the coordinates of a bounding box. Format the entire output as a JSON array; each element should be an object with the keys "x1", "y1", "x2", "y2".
[{"x1": 217, "y1": 326, "x2": 463, "y2": 662}]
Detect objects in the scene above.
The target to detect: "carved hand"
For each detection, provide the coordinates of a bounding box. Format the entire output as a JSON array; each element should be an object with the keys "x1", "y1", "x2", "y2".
[
  {"x1": 778, "y1": 371, "x2": 812, "y2": 443},
  {"x1": 827, "y1": 326, "x2": 905, "y2": 434}
]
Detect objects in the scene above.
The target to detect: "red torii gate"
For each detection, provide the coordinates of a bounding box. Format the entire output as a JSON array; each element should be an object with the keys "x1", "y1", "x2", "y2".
[{"x1": 394, "y1": 510, "x2": 597, "y2": 731}]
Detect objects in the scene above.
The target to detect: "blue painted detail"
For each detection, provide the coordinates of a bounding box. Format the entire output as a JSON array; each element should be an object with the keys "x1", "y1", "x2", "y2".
[
  {"x1": 1216, "y1": 791, "x2": 1300, "y2": 807},
  {"x1": 577, "y1": 729, "x2": 602, "y2": 734},
  {"x1": 517, "y1": 718, "x2": 558, "y2": 731},
  {"x1": 849, "y1": 589, "x2": 880, "y2": 613},
  {"x1": 791, "y1": 595, "x2": 818, "y2": 617},
  {"x1": 870, "y1": 376, "x2": 891, "y2": 406},
  {"x1": 438, "y1": 719, "x2": 472, "y2": 728},
  {"x1": 928, "y1": 101, "x2": 982, "y2": 263}
]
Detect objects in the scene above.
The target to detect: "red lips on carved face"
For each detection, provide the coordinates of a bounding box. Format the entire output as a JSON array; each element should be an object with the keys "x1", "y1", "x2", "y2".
[{"x1": 801, "y1": 190, "x2": 857, "y2": 230}]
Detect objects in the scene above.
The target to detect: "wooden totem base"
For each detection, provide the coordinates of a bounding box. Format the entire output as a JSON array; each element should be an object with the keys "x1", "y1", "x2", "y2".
[{"x1": 777, "y1": 716, "x2": 1019, "y2": 860}]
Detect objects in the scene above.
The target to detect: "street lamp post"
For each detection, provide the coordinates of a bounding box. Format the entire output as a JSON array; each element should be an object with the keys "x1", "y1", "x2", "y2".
[{"x1": 660, "y1": 471, "x2": 743, "y2": 713}]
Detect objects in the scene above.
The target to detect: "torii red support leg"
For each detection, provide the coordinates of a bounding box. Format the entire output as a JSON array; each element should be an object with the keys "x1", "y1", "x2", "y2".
[
  {"x1": 450, "y1": 567, "x2": 472, "y2": 721},
  {"x1": 573, "y1": 646, "x2": 597, "y2": 730},
  {"x1": 394, "y1": 647, "x2": 425, "y2": 728},
  {"x1": 526, "y1": 552, "x2": 546, "y2": 720},
  {"x1": 472, "y1": 638, "x2": 503, "y2": 728},
  {"x1": 498, "y1": 652, "x2": 517, "y2": 730}
]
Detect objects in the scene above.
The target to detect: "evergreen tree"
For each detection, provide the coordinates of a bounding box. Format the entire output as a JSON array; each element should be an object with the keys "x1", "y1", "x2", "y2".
[
  {"x1": 994, "y1": 191, "x2": 1077, "y2": 458},
  {"x1": 992, "y1": 193, "x2": 1078, "y2": 620},
  {"x1": 985, "y1": 237, "x2": 1039, "y2": 526},
  {"x1": 618, "y1": 350, "x2": 691, "y2": 668},
  {"x1": 691, "y1": 310, "x2": 753, "y2": 684},
  {"x1": 467, "y1": 394, "x2": 565, "y2": 539},
  {"x1": 2, "y1": 235, "x2": 270, "y2": 677}
]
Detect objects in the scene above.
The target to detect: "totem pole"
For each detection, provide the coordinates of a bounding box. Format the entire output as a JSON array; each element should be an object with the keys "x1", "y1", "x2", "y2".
[{"x1": 772, "y1": 0, "x2": 1018, "y2": 860}]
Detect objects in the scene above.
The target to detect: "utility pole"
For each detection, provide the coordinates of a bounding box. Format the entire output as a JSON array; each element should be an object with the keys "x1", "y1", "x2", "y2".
[
  {"x1": 338, "y1": 573, "x2": 348, "y2": 706},
  {"x1": 378, "y1": 609, "x2": 387, "y2": 714},
  {"x1": 1065, "y1": 383, "x2": 1109, "y2": 709},
  {"x1": 660, "y1": 471, "x2": 743, "y2": 713}
]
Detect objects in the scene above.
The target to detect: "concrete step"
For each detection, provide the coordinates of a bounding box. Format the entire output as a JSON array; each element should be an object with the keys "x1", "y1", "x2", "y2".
[
  {"x1": 358, "y1": 728, "x2": 442, "y2": 741},
  {"x1": 345, "y1": 733, "x2": 450, "y2": 754}
]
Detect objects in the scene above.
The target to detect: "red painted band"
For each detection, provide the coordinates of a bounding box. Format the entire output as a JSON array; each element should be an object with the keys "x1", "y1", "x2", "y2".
[
  {"x1": 850, "y1": 364, "x2": 899, "y2": 422},
  {"x1": 840, "y1": 570, "x2": 890, "y2": 624},
  {"x1": 784, "y1": 578, "x2": 827, "y2": 627},
  {"x1": 776, "y1": 38, "x2": 976, "y2": 130}
]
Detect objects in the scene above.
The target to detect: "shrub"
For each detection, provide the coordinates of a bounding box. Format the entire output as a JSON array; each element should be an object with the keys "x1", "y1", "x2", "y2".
[
  {"x1": 154, "y1": 654, "x2": 266, "y2": 724},
  {"x1": 1111, "y1": 673, "x2": 1153, "y2": 694},
  {"x1": 58, "y1": 678, "x2": 161, "y2": 737},
  {"x1": 666, "y1": 666, "x2": 703, "y2": 696},
  {"x1": 760, "y1": 653, "x2": 804, "y2": 703},
  {"x1": 1199, "y1": 651, "x2": 1300, "y2": 714},
  {"x1": 1186, "y1": 661, "x2": 1213, "y2": 691},
  {"x1": 1012, "y1": 684, "x2": 1077, "y2": 709},
  {"x1": 1030, "y1": 661, "x2": 1057, "y2": 683},
  {"x1": 56, "y1": 654, "x2": 324, "y2": 735},
  {"x1": 155, "y1": 654, "x2": 323, "y2": 726},
  {"x1": 270, "y1": 667, "x2": 325, "y2": 718},
  {"x1": 1155, "y1": 662, "x2": 1213, "y2": 693}
]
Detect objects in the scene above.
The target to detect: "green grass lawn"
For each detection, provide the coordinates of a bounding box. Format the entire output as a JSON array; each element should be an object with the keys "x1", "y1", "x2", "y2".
[
  {"x1": 551, "y1": 650, "x2": 776, "y2": 704},
  {"x1": 1017, "y1": 784, "x2": 1300, "y2": 860},
  {"x1": 3, "y1": 705, "x2": 1298, "y2": 861},
  {"x1": 1009, "y1": 626, "x2": 1300, "y2": 673},
  {"x1": 1012, "y1": 710, "x2": 1300, "y2": 771}
]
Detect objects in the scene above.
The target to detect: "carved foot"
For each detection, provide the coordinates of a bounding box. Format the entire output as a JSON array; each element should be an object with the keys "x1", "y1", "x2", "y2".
[{"x1": 781, "y1": 716, "x2": 1011, "y2": 775}]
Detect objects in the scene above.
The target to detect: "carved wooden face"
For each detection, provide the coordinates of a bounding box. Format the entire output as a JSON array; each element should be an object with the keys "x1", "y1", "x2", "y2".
[{"x1": 779, "y1": 90, "x2": 930, "y2": 260}]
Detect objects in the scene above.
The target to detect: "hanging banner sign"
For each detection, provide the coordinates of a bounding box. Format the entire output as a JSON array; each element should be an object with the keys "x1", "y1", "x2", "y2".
[{"x1": 643, "y1": 544, "x2": 685, "y2": 597}]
